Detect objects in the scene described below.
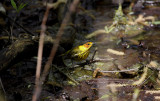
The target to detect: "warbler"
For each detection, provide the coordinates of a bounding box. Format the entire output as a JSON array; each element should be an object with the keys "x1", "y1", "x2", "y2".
[{"x1": 60, "y1": 42, "x2": 93, "y2": 61}]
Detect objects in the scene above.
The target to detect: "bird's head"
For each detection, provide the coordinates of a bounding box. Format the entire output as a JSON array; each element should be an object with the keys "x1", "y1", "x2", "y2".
[
  {"x1": 78, "y1": 42, "x2": 93, "y2": 51},
  {"x1": 83, "y1": 42, "x2": 93, "y2": 49}
]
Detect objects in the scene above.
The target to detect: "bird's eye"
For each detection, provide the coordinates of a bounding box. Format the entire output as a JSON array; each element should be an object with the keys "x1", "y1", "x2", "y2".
[{"x1": 87, "y1": 43, "x2": 90, "y2": 45}]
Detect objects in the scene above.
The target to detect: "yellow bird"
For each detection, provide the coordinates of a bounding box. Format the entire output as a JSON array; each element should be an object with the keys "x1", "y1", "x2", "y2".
[{"x1": 60, "y1": 42, "x2": 93, "y2": 61}]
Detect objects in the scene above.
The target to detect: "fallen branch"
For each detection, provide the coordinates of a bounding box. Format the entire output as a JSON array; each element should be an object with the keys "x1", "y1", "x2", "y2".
[
  {"x1": 0, "y1": 36, "x2": 54, "y2": 73},
  {"x1": 100, "y1": 68, "x2": 139, "y2": 73}
]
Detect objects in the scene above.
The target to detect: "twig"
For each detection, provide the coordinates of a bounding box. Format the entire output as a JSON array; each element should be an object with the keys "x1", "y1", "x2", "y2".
[
  {"x1": 32, "y1": 0, "x2": 80, "y2": 101},
  {"x1": 85, "y1": 68, "x2": 140, "y2": 73},
  {"x1": 91, "y1": 48, "x2": 97, "y2": 61},
  {"x1": 0, "y1": 36, "x2": 17, "y2": 40},
  {"x1": 141, "y1": 71, "x2": 153, "y2": 85},
  {"x1": 32, "y1": 2, "x2": 51, "y2": 101},
  {"x1": 0, "y1": 77, "x2": 6, "y2": 101},
  {"x1": 100, "y1": 68, "x2": 139, "y2": 73},
  {"x1": 73, "y1": 58, "x2": 115, "y2": 68},
  {"x1": 40, "y1": 0, "x2": 79, "y2": 84}
]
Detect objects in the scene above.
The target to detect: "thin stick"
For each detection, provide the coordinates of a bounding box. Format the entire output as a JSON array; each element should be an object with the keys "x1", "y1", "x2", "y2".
[
  {"x1": 32, "y1": 3, "x2": 51, "y2": 101},
  {"x1": 100, "y1": 68, "x2": 139, "y2": 73},
  {"x1": 41, "y1": 0, "x2": 79, "y2": 84},
  {"x1": 73, "y1": 58, "x2": 115, "y2": 68},
  {"x1": 91, "y1": 48, "x2": 97, "y2": 61},
  {"x1": 32, "y1": 0, "x2": 80, "y2": 101},
  {"x1": 0, "y1": 77, "x2": 6, "y2": 101}
]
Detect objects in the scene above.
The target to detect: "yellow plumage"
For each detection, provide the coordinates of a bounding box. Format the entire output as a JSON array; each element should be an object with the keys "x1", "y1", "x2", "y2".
[{"x1": 60, "y1": 42, "x2": 93, "y2": 61}]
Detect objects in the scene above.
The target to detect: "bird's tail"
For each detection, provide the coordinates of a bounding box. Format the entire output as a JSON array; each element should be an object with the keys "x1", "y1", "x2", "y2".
[{"x1": 58, "y1": 50, "x2": 71, "y2": 57}]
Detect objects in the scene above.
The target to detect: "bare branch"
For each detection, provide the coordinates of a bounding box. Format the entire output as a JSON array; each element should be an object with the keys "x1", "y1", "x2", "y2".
[
  {"x1": 41, "y1": 0, "x2": 80, "y2": 83},
  {"x1": 100, "y1": 68, "x2": 139, "y2": 73},
  {"x1": 32, "y1": 0, "x2": 80, "y2": 101},
  {"x1": 32, "y1": 2, "x2": 52, "y2": 101}
]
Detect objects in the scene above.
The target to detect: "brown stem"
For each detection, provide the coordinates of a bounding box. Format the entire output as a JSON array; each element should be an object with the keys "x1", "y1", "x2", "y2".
[
  {"x1": 40, "y1": 0, "x2": 79, "y2": 84},
  {"x1": 32, "y1": 0, "x2": 80, "y2": 101},
  {"x1": 32, "y1": 3, "x2": 52, "y2": 101}
]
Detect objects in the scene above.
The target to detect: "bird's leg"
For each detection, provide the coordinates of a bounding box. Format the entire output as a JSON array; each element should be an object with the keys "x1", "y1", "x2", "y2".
[
  {"x1": 91, "y1": 48, "x2": 97, "y2": 62},
  {"x1": 86, "y1": 49, "x2": 97, "y2": 70}
]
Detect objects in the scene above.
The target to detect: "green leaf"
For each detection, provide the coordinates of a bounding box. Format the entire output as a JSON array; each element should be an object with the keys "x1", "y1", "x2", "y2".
[
  {"x1": 105, "y1": 26, "x2": 109, "y2": 32},
  {"x1": 105, "y1": 25, "x2": 115, "y2": 33},
  {"x1": 17, "y1": 3, "x2": 27, "y2": 13},
  {"x1": 99, "y1": 94, "x2": 110, "y2": 99},
  {"x1": 11, "y1": 0, "x2": 18, "y2": 11},
  {"x1": 152, "y1": 21, "x2": 160, "y2": 25},
  {"x1": 108, "y1": 26, "x2": 115, "y2": 32}
]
